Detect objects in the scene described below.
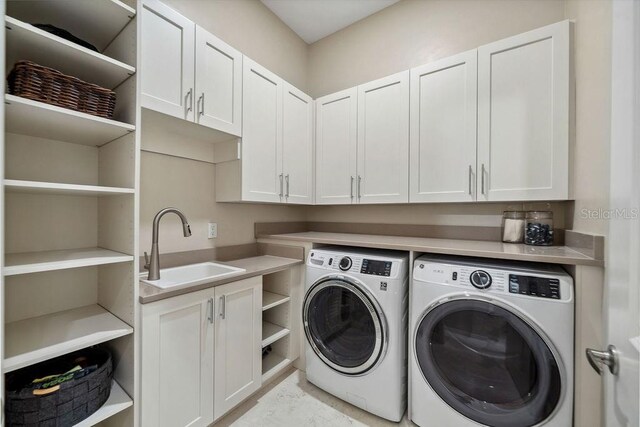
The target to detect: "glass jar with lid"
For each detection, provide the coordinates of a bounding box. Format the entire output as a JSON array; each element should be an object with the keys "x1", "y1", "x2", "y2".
[
  {"x1": 501, "y1": 211, "x2": 525, "y2": 243},
  {"x1": 525, "y1": 211, "x2": 554, "y2": 246}
]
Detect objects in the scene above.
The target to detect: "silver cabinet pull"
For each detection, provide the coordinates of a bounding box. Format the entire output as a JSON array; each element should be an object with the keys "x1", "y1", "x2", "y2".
[
  {"x1": 285, "y1": 174, "x2": 290, "y2": 197},
  {"x1": 468, "y1": 165, "x2": 473, "y2": 195},
  {"x1": 481, "y1": 163, "x2": 486, "y2": 195},
  {"x1": 197, "y1": 93, "x2": 204, "y2": 117},
  {"x1": 350, "y1": 176, "x2": 354, "y2": 199},
  {"x1": 279, "y1": 173, "x2": 284, "y2": 197},
  {"x1": 586, "y1": 345, "x2": 619, "y2": 375},
  {"x1": 185, "y1": 88, "x2": 193, "y2": 115},
  {"x1": 207, "y1": 298, "x2": 214, "y2": 324},
  {"x1": 357, "y1": 175, "x2": 362, "y2": 199},
  {"x1": 219, "y1": 296, "x2": 226, "y2": 319}
]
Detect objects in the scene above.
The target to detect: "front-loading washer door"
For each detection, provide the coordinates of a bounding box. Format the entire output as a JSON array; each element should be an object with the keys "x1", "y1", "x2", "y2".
[
  {"x1": 414, "y1": 297, "x2": 563, "y2": 427},
  {"x1": 303, "y1": 277, "x2": 386, "y2": 376}
]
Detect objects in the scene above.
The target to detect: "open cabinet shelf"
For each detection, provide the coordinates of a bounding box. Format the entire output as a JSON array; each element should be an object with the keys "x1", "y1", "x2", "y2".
[
  {"x1": 4, "y1": 179, "x2": 134, "y2": 196},
  {"x1": 262, "y1": 291, "x2": 290, "y2": 311},
  {"x1": 7, "y1": 0, "x2": 135, "y2": 53},
  {"x1": 5, "y1": 16, "x2": 135, "y2": 89},
  {"x1": 4, "y1": 248, "x2": 133, "y2": 276},
  {"x1": 4, "y1": 304, "x2": 134, "y2": 373},
  {"x1": 261, "y1": 352, "x2": 291, "y2": 383},
  {"x1": 262, "y1": 321, "x2": 290, "y2": 348},
  {"x1": 74, "y1": 380, "x2": 133, "y2": 427},
  {"x1": 5, "y1": 95, "x2": 135, "y2": 147}
]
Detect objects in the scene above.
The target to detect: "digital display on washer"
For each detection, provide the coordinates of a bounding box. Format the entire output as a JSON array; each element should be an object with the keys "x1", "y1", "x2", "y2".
[
  {"x1": 361, "y1": 259, "x2": 392, "y2": 276},
  {"x1": 509, "y1": 274, "x2": 560, "y2": 299}
]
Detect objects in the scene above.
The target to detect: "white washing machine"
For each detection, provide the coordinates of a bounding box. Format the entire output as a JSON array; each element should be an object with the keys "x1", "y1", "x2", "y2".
[
  {"x1": 410, "y1": 255, "x2": 574, "y2": 427},
  {"x1": 303, "y1": 246, "x2": 409, "y2": 422}
]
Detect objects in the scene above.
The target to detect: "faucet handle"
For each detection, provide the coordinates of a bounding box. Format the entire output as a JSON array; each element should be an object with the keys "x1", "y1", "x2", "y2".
[{"x1": 144, "y1": 251, "x2": 150, "y2": 270}]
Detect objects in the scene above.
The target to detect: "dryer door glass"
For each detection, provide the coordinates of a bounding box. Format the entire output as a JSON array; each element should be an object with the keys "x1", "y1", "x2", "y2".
[
  {"x1": 303, "y1": 278, "x2": 385, "y2": 375},
  {"x1": 414, "y1": 299, "x2": 562, "y2": 427}
]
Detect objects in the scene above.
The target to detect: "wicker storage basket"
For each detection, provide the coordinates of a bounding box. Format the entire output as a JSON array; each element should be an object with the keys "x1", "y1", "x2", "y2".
[
  {"x1": 5, "y1": 348, "x2": 113, "y2": 427},
  {"x1": 7, "y1": 60, "x2": 116, "y2": 119}
]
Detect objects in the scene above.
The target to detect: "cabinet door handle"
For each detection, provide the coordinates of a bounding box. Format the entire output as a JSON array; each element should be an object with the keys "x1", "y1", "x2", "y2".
[
  {"x1": 350, "y1": 176, "x2": 354, "y2": 199},
  {"x1": 185, "y1": 88, "x2": 193, "y2": 115},
  {"x1": 207, "y1": 298, "x2": 214, "y2": 324},
  {"x1": 357, "y1": 175, "x2": 362, "y2": 199},
  {"x1": 197, "y1": 93, "x2": 204, "y2": 117},
  {"x1": 219, "y1": 296, "x2": 226, "y2": 319},
  {"x1": 481, "y1": 163, "x2": 486, "y2": 195},
  {"x1": 285, "y1": 174, "x2": 290, "y2": 198},
  {"x1": 279, "y1": 173, "x2": 284, "y2": 197},
  {"x1": 468, "y1": 165, "x2": 473, "y2": 196}
]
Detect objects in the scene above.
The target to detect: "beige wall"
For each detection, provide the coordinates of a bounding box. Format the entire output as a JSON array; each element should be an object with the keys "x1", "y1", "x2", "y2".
[
  {"x1": 307, "y1": 0, "x2": 565, "y2": 98},
  {"x1": 564, "y1": 0, "x2": 611, "y2": 236},
  {"x1": 160, "y1": 0, "x2": 308, "y2": 91}
]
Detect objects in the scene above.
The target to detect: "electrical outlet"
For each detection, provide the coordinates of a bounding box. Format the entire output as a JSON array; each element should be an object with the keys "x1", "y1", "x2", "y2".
[{"x1": 208, "y1": 222, "x2": 217, "y2": 239}]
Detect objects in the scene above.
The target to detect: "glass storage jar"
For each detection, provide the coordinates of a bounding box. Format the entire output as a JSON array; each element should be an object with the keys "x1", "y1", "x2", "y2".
[
  {"x1": 525, "y1": 211, "x2": 554, "y2": 246},
  {"x1": 501, "y1": 211, "x2": 525, "y2": 243}
]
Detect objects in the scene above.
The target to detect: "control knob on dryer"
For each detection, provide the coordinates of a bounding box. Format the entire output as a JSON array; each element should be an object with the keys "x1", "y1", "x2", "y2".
[{"x1": 339, "y1": 257, "x2": 352, "y2": 271}]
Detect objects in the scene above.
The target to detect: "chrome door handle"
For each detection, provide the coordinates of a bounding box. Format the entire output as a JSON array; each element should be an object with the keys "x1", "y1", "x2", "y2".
[
  {"x1": 279, "y1": 173, "x2": 284, "y2": 197},
  {"x1": 586, "y1": 345, "x2": 619, "y2": 375},
  {"x1": 468, "y1": 165, "x2": 473, "y2": 196},
  {"x1": 481, "y1": 163, "x2": 486, "y2": 195},
  {"x1": 357, "y1": 175, "x2": 362, "y2": 199},
  {"x1": 285, "y1": 174, "x2": 290, "y2": 198},
  {"x1": 207, "y1": 298, "x2": 214, "y2": 324},
  {"x1": 185, "y1": 88, "x2": 193, "y2": 115},
  {"x1": 197, "y1": 93, "x2": 204, "y2": 117},
  {"x1": 219, "y1": 296, "x2": 226, "y2": 319},
  {"x1": 350, "y1": 176, "x2": 354, "y2": 199}
]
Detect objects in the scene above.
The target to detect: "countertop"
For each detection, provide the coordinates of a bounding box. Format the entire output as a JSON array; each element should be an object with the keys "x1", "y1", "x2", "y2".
[
  {"x1": 139, "y1": 255, "x2": 303, "y2": 304},
  {"x1": 259, "y1": 232, "x2": 603, "y2": 267}
]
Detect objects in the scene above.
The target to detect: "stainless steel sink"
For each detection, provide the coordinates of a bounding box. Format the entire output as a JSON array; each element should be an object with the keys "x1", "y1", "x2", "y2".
[{"x1": 140, "y1": 262, "x2": 246, "y2": 289}]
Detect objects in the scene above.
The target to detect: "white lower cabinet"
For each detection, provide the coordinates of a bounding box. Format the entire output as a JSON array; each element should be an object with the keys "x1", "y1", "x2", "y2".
[
  {"x1": 141, "y1": 276, "x2": 263, "y2": 426},
  {"x1": 214, "y1": 277, "x2": 263, "y2": 420}
]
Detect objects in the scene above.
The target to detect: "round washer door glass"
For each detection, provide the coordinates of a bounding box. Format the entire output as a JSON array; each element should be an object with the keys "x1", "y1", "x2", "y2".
[
  {"x1": 303, "y1": 278, "x2": 385, "y2": 375},
  {"x1": 415, "y1": 299, "x2": 562, "y2": 427}
]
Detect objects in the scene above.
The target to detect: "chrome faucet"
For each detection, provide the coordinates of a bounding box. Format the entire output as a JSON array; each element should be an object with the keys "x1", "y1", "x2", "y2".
[{"x1": 144, "y1": 207, "x2": 192, "y2": 280}]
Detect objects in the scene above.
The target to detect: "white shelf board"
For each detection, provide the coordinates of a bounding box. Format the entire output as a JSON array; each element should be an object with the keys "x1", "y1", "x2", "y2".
[
  {"x1": 5, "y1": 179, "x2": 134, "y2": 196},
  {"x1": 262, "y1": 291, "x2": 290, "y2": 311},
  {"x1": 4, "y1": 304, "x2": 134, "y2": 372},
  {"x1": 74, "y1": 380, "x2": 133, "y2": 427},
  {"x1": 5, "y1": 16, "x2": 135, "y2": 89},
  {"x1": 4, "y1": 248, "x2": 133, "y2": 276},
  {"x1": 8, "y1": 0, "x2": 135, "y2": 52},
  {"x1": 262, "y1": 321, "x2": 290, "y2": 348},
  {"x1": 5, "y1": 94, "x2": 135, "y2": 146},
  {"x1": 262, "y1": 352, "x2": 291, "y2": 383}
]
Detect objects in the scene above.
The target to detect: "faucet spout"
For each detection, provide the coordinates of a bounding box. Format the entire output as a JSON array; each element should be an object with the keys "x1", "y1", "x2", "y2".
[{"x1": 145, "y1": 207, "x2": 192, "y2": 281}]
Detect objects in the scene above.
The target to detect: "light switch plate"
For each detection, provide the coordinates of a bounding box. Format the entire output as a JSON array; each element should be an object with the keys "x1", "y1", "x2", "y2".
[{"x1": 208, "y1": 222, "x2": 217, "y2": 239}]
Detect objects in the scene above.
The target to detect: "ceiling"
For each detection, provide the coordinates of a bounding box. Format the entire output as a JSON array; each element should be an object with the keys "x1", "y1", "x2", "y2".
[{"x1": 261, "y1": 0, "x2": 400, "y2": 44}]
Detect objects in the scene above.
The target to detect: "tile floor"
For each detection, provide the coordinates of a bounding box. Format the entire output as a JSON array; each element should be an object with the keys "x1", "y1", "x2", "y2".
[{"x1": 216, "y1": 369, "x2": 414, "y2": 426}]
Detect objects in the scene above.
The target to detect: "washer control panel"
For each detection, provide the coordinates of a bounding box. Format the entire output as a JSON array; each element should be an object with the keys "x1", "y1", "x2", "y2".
[
  {"x1": 308, "y1": 250, "x2": 402, "y2": 278},
  {"x1": 509, "y1": 274, "x2": 561, "y2": 299}
]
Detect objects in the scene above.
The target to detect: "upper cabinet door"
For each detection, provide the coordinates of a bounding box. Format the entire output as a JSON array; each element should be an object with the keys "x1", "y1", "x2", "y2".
[
  {"x1": 141, "y1": 0, "x2": 195, "y2": 121},
  {"x1": 478, "y1": 20, "x2": 571, "y2": 201},
  {"x1": 195, "y1": 26, "x2": 243, "y2": 136},
  {"x1": 214, "y1": 277, "x2": 262, "y2": 421},
  {"x1": 410, "y1": 51, "x2": 477, "y2": 203},
  {"x1": 315, "y1": 88, "x2": 358, "y2": 205},
  {"x1": 282, "y1": 82, "x2": 314, "y2": 204},
  {"x1": 357, "y1": 71, "x2": 410, "y2": 204},
  {"x1": 241, "y1": 57, "x2": 283, "y2": 203}
]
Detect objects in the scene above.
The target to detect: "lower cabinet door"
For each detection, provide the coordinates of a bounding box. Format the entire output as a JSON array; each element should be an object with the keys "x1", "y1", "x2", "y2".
[
  {"x1": 214, "y1": 276, "x2": 263, "y2": 420},
  {"x1": 141, "y1": 288, "x2": 215, "y2": 427}
]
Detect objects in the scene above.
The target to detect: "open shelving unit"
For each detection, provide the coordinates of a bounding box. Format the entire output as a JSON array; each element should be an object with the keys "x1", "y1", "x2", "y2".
[{"x1": 2, "y1": 1, "x2": 140, "y2": 425}]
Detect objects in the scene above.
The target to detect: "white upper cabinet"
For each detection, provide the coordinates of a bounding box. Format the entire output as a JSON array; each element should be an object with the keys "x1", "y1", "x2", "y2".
[
  {"x1": 214, "y1": 277, "x2": 262, "y2": 421},
  {"x1": 241, "y1": 57, "x2": 283, "y2": 203},
  {"x1": 410, "y1": 50, "x2": 478, "y2": 203},
  {"x1": 282, "y1": 82, "x2": 314, "y2": 204},
  {"x1": 357, "y1": 71, "x2": 409, "y2": 204},
  {"x1": 141, "y1": 0, "x2": 195, "y2": 121},
  {"x1": 315, "y1": 88, "x2": 358, "y2": 205},
  {"x1": 195, "y1": 26, "x2": 243, "y2": 136},
  {"x1": 477, "y1": 20, "x2": 571, "y2": 201}
]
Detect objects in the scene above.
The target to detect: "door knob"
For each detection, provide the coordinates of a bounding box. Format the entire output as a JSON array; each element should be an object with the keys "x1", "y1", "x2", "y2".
[{"x1": 586, "y1": 345, "x2": 619, "y2": 375}]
